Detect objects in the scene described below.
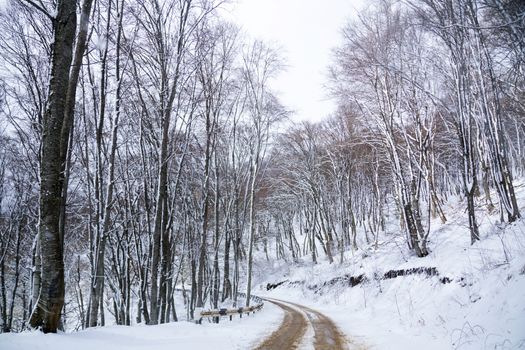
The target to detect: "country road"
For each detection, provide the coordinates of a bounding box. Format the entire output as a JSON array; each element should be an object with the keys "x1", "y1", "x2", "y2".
[{"x1": 255, "y1": 298, "x2": 364, "y2": 350}]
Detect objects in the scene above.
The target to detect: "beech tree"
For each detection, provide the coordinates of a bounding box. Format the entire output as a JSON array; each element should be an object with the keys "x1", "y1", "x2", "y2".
[{"x1": 23, "y1": 0, "x2": 93, "y2": 333}]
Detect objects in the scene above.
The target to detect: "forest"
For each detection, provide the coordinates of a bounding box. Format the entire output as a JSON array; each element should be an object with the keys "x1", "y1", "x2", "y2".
[{"x1": 0, "y1": 0, "x2": 523, "y2": 337}]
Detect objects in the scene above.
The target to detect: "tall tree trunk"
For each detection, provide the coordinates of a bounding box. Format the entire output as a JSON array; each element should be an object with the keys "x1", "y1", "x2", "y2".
[
  {"x1": 245, "y1": 157, "x2": 258, "y2": 306},
  {"x1": 150, "y1": 0, "x2": 191, "y2": 323},
  {"x1": 212, "y1": 147, "x2": 221, "y2": 313},
  {"x1": 221, "y1": 229, "x2": 231, "y2": 302},
  {"x1": 196, "y1": 111, "x2": 213, "y2": 308},
  {"x1": 88, "y1": 1, "x2": 113, "y2": 326},
  {"x1": 29, "y1": 0, "x2": 77, "y2": 333}
]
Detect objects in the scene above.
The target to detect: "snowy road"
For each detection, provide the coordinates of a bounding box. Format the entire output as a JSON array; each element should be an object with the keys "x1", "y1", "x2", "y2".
[{"x1": 256, "y1": 298, "x2": 358, "y2": 350}]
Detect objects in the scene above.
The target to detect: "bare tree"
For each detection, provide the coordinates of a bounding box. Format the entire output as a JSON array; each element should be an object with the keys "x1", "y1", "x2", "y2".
[
  {"x1": 26, "y1": 0, "x2": 94, "y2": 333},
  {"x1": 242, "y1": 40, "x2": 285, "y2": 305}
]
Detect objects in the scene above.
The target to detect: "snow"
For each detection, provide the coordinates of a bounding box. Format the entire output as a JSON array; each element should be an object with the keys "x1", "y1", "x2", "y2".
[
  {"x1": 0, "y1": 301, "x2": 283, "y2": 350},
  {"x1": 252, "y1": 182, "x2": 525, "y2": 349},
  {"x1": 2, "y1": 183, "x2": 525, "y2": 349}
]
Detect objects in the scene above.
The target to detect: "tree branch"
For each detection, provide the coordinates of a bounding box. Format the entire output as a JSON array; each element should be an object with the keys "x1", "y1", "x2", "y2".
[{"x1": 20, "y1": 0, "x2": 55, "y2": 22}]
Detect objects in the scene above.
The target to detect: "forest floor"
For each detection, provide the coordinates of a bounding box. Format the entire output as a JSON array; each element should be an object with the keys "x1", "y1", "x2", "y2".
[
  {"x1": 1, "y1": 185, "x2": 525, "y2": 349},
  {"x1": 0, "y1": 302, "x2": 284, "y2": 350},
  {"x1": 0, "y1": 298, "x2": 362, "y2": 350}
]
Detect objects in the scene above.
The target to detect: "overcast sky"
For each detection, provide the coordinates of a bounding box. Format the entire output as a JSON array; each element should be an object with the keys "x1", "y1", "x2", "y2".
[
  {"x1": 0, "y1": 0, "x2": 364, "y2": 122},
  {"x1": 227, "y1": 0, "x2": 364, "y2": 122}
]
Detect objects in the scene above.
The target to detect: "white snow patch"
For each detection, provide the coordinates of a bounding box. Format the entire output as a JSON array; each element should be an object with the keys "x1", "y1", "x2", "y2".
[
  {"x1": 0, "y1": 302, "x2": 284, "y2": 350},
  {"x1": 252, "y1": 181, "x2": 525, "y2": 349}
]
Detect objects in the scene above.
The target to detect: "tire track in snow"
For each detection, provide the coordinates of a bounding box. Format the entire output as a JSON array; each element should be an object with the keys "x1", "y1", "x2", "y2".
[
  {"x1": 256, "y1": 298, "x2": 364, "y2": 350},
  {"x1": 255, "y1": 299, "x2": 308, "y2": 350}
]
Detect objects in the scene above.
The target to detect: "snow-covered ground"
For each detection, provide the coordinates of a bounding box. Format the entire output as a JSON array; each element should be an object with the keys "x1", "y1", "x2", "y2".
[
  {"x1": 252, "y1": 182, "x2": 525, "y2": 349},
  {"x1": 1, "y1": 185, "x2": 524, "y2": 349},
  {"x1": 0, "y1": 300, "x2": 283, "y2": 350}
]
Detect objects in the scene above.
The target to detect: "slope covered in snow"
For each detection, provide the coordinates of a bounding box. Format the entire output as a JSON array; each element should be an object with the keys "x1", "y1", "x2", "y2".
[
  {"x1": 1, "y1": 189, "x2": 524, "y2": 350},
  {"x1": 251, "y1": 183, "x2": 525, "y2": 349}
]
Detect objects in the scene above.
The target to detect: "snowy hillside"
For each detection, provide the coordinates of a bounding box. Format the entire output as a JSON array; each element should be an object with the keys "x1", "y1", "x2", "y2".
[
  {"x1": 251, "y1": 183, "x2": 525, "y2": 349},
  {"x1": 2, "y1": 184, "x2": 523, "y2": 350}
]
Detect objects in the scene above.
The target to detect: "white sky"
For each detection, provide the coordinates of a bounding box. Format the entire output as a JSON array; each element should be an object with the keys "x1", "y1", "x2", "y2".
[
  {"x1": 0, "y1": 0, "x2": 364, "y2": 122},
  {"x1": 226, "y1": 0, "x2": 364, "y2": 122}
]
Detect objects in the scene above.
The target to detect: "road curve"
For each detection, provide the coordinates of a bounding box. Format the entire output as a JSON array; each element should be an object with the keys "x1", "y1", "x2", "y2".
[
  {"x1": 255, "y1": 298, "x2": 353, "y2": 350},
  {"x1": 255, "y1": 299, "x2": 308, "y2": 350}
]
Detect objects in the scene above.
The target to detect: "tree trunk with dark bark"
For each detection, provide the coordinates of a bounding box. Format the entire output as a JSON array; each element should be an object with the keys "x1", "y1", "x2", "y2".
[{"x1": 29, "y1": 0, "x2": 77, "y2": 333}]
